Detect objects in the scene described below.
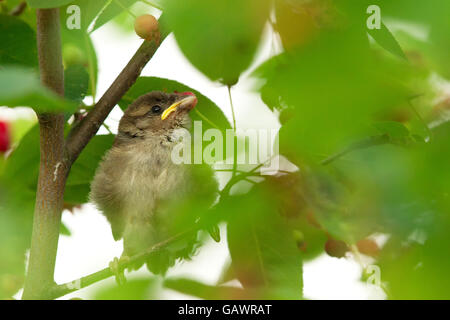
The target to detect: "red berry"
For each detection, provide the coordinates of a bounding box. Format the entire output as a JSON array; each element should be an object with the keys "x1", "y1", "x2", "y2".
[
  {"x1": 356, "y1": 238, "x2": 380, "y2": 257},
  {"x1": 134, "y1": 14, "x2": 160, "y2": 42},
  {"x1": 0, "y1": 121, "x2": 11, "y2": 153},
  {"x1": 325, "y1": 238, "x2": 349, "y2": 258}
]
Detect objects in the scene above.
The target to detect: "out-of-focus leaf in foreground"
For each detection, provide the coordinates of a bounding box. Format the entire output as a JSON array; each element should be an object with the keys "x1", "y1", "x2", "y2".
[
  {"x1": 164, "y1": 0, "x2": 271, "y2": 85},
  {"x1": 226, "y1": 185, "x2": 303, "y2": 299},
  {"x1": 164, "y1": 277, "x2": 252, "y2": 300},
  {"x1": 0, "y1": 67, "x2": 77, "y2": 112},
  {"x1": 94, "y1": 278, "x2": 157, "y2": 300},
  {"x1": 368, "y1": 22, "x2": 407, "y2": 60},
  {"x1": 0, "y1": 14, "x2": 37, "y2": 68},
  {"x1": 254, "y1": 24, "x2": 415, "y2": 165},
  {"x1": 26, "y1": 0, "x2": 74, "y2": 8}
]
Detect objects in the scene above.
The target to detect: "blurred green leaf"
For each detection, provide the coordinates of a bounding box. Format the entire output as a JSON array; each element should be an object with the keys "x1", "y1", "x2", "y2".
[
  {"x1": 0, "y1": 14, "x2": 38, "y2": 68},
  {"x1": 164, "y1": 277, "x2": 250, "y2": 299},
  {"x1": 379, "y1": 220, "x2": 450, "y2": 299},
  {"x1": 64, "y1": 64, "x2": 89, "y2": 103},
  {"x1": 94, "y1": 278, "x2": 156, "y2": 300},
  {"x1": 64, "y1": 0, "x2": 106, "y2": 30},
  {"x1": 4, "y1": 1, "x2": 37, "y2": 28},
  {"x1": 60, "y1": 222, "x2": 71, "y2": 236},
  {"x1": 373, "y1": 121, "x2": 410, "y2": 139},
  {"x1": 226, "y1": 187, "x2": 303, "y2": 299},
  {"x1": 60, "y1": 10, "x2": 99, "y2": 98},
  {"x1": 2, "y1": 124, "x2": 40, "y2": 189},
  {"x1": 9, "y1": 118, "x2": 37, "y2": 145},
  {"x1": 26, "y1": 0, "x2": 74, "y2": 9},
  {"x1": 412, "y1": 122, "x2": 450, "y2": 211},
  {"x1": 256, "y1": 29, "x2": 414, "y2": 164},
  {"x1": 64, "y1": 184, "x2": 91, "y2": 204},
  {"x1": 92, "y1": 0, "x2": 139, "y2": 31},
  {"x1": 368, "y1": 22, "x2": 407, "y2": 60},
  {"x1": 65, "y1": 134, "x2": 114, "y2": 203},
  {"x1": 164, "y1": 0, "x2": 271, "y2": 84},
  {"x1": 0, "y1": 182, "x2": 34, "y2": 299},
  {"x1": 67, "y1": 134, "x2": 114, "y2": 186},
  {"x1": 0, "y1": 67, "x2": 77, "y2": 112},
  {"x1": 373, "y1": 0, "x2": 450, "y2": 78}
]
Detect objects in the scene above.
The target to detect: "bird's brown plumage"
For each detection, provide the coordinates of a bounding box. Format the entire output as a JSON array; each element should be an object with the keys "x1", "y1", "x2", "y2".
[{"x1": 90, "y1": 91, "x2": 217, "y2": 273}]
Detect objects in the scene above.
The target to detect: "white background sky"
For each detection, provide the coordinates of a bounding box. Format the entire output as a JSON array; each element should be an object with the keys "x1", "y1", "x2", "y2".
[{"x1": 3, "y1": 6, "x2": 389, "y2": 300}]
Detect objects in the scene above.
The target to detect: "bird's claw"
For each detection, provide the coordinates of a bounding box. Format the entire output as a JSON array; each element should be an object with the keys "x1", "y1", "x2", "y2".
[{"x1": 109, "y1": 256, "x2": 130, "y2": 286}]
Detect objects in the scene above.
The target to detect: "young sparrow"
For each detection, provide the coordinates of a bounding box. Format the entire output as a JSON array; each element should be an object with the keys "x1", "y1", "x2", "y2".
[{"x1": 90, "y1": 91, "x2": 217, "y2": 276}]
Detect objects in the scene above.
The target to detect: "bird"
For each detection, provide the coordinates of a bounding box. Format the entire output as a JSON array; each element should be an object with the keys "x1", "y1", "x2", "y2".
[{"x1": 90, "y1": 91, "x2": 218, "y2": 278}]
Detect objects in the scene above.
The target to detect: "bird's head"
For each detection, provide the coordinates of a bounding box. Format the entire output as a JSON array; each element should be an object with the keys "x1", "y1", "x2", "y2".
[{"x1": 117, "y1": 91, "x2": 197, "y2": 142}]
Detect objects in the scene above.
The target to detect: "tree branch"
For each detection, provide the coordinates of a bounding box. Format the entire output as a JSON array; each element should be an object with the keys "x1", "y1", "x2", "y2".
[
  {"x1": 49, "y1": 229, "x2": 195, "y2": 299},
  {"x1": 66, "y1": 15, "x2": 169, "y2": 165},
  {"x1": 22, "y1": 8, "x2": 67, "y2": 300},
  {"x1": 24, "y1": 13, "x2": 170, "y2": 299}
]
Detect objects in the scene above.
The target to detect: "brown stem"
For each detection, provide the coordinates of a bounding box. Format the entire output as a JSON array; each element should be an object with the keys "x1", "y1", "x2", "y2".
[
  {"x1": 22, "y1": 8, "x2": 67, "y2": 300},
  {"x1": 66, "y1": 15, "x2": 169, "y2": 165},
  {"x1": 9, "y1": 1, "x2": 27, "y2": 16}
]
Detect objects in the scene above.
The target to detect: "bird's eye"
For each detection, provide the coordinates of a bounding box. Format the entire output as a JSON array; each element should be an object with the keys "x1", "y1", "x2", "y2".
[{"x1": 151, "y1": 105, "x2": 162, "y2": 114}]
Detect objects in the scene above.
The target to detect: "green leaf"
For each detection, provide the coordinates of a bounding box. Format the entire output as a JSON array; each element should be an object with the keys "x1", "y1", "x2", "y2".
[
  {"x1": 164, "y1": 0, "x2": 271, "y2": 84},
  {"x1": 226, "y1": 189, "x2": 303, "y2": 299},
  {"x1": 4, "y1": 1, "x2": 37, "y2": 28},
  {"x1": 0, "y1": 14, "x2": 38, "y2": 68},
  {"x1": 60, "y1": 10, "x2": 99, "y2": 97},
  {"x1": 2, "y1": 124, "x2": 40, "y2": 190},
  {"x1": 64, "y1": 184, "x2": 91, "y2": 204},
  {"x1": 92, "y1": 0, "x2": 139, "y2": 31},
  {"x1": 373, "y1": 121, "x2": 410, "y2": 139},
  {"x1": 0, "y1": 67, "x2": 77, "y2": 112},
  {"x1": 94, "y1": 279, "x2": 156, "y2": 300},
  {"x1": 60, "y1": 222, "x2": 71, "y2": 236},
  {"x1": 119, "y1": 77, "x2": 231, "y2": 132},
  {"x1": 3, "y1": 127, "x2": 113, "y2": 206},
  {"x1": 64, "y1": 64, "x2": 89, "y2": 103},
  {"x1": 26, "y1": 0, "x2": 74, "y2": 8},
  {"x1": 9, "y1": 118, "x2": 37, "y2": 146},
  {"x1": 67, "y1": 134, "x2": 114, "y2": 186},
  {"x1": 368, "y1": 22, "x2": 407, "y2": 60},
  {"x1": 164, "y1": 277, "x2": 252, "y2": 299},
  {"x1": 64, "y1": 0, "x2": 107, "y2": 30},
  {"x1": 255, "y1": 29, "x2": 414, "y2": 164},
  {"x1": 65, "y1": 134, "x2": 114, "y2": 204}
]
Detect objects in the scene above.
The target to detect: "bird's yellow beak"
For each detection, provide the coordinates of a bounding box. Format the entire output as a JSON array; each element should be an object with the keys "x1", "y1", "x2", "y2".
[{"x1": 161, "y1": 95, "x2": 197, "y2": 120}]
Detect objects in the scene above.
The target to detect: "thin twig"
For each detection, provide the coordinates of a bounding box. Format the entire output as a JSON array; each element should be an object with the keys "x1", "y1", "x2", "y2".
[
  {"x1": 408, "y1": 99, "x2": 433, "y2": 142},
  {"x1": 112, "y1": 0, "x2": 136, "y2": 18},
  {"x1": 227, "y1": 85, "x2": 237, "y2": 132},
  {"x1": 227, "y1": 85, "x2": 238, "y2": 179},
  {"x1": 9, "y1": 1, "x2": 27, "y2": 16},
  {"x1": 141, "y1": 0, "x2": 164, "y2": 11},
  {"x1": 102, "y1": 123, "x2": 113, "y2": 135},
  {"x1": 66, "y1": 14, "x2": 169, "y2": 165},
  {"x1": 194, "y1": 109, "x2": 220, "y2": 129},
  {"x1": 50, "y1": 229, "x2": 195, "y2": 299},
  {"x1": 320, "y1": 134, "x2": 390, "y2": 166}
]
